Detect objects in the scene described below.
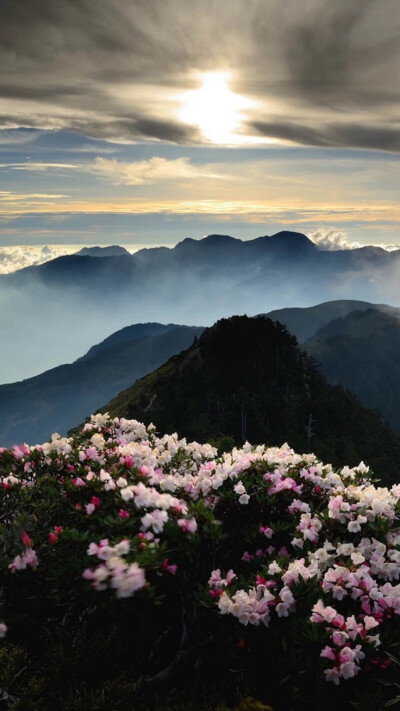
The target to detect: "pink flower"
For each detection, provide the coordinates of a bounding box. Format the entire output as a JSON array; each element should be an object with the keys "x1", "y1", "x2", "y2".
[
  {"x1": 310, "y1": 600, "x2": 337, "y2": 624},
  {"x1": 9, "y1": 548, "x2": 38, "y2": 572},
  {"x1": 9, "y1": 554, "x2": 25, "y2": 572},
  {"x1": 209, "y1": 569, "x2": 222, "y2": 587},
  {"x1": 72, "y1": 477, "x2": 86, "y2": 487},
  {"x1": 332, "y1": 631, "x2": 348, "y2": 646},
  {"x1": 177, "y1": 517, "x2": 198, "y2": 534},
  {"x1": 321, "y1": 646, "x2": 336, "y2": 661},
  {"x1": 332, "y1": 614, "x2": 345, "y2": 628},
  {"x1": 24, "y1": 549, "x2": 38, "y2": 567},
  {"x1": 339, "y1": 661, "x2": 360, "y2": 680},
  {"x1": 364, "y1": 616, "x2": 380, "y2": 631},
  {"x1": 324, "y1": 667, "x2": 340, "y2": 685},
  {"x1": 0, "y1": 623, "x2": 7, "y2": 639},
  {"x1": 21, "y1": 531, "x2": 32, "y2": 547},
  {"x1": 259, "y1": 526, "x2": 273, "y2": 538},
  {"x1": 161, "y1": 558, "x2": 177, "y2": 575},
  {"x1": 226, "y1": 569, "x2": 236, "y2": 586},
  {"x1": 118, "y1": 509, "x2": 130, "y2": 519}
]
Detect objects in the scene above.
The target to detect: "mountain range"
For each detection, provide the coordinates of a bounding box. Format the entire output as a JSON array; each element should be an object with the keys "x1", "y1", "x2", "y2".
[{"x1": 2, "y1": 231, "x2": 400, "y2": 383}]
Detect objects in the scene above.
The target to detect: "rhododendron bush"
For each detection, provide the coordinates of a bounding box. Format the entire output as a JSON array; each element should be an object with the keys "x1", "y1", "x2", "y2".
[{"x1": 1, "y1": 414, "x2": 400, "y2": 710}]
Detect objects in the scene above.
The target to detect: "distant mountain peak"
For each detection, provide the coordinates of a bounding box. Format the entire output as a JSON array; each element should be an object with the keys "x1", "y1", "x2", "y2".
[
  {"x1": 175, "y1": 234, "x2": 238, "y2": 251},
  {"x1": 202, "y1": 234, "x2": 238, "y2": 244},
  {"x1": 76, "y1": 245, "x2": 130, "y2": 257},
  {"x1": 267, "y1": 231, "x2": 317, "y2": 250},
  {"x1": 174, "y1": 231, "x2": 316, "y2": 254}
]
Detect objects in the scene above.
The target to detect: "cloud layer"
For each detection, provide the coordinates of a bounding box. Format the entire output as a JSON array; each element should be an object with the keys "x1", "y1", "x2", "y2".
[
  {"x1": 0, "y1": 0, "x2": 399, "y2": 149},
  {"x1": 0, "y1": 245, "x2": 78, "y2": 273},
  {"x1": 90, "y1": 156, "x2": 226, "y2": 185}
]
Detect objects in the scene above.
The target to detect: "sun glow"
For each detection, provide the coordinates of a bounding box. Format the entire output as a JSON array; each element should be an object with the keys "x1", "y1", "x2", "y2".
[{"x1": 179, "y1": 71, "x2": 252, "y2": 144}]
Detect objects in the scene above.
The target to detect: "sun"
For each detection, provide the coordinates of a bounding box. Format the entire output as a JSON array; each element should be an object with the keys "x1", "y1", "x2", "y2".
[{"x1": 179, "y1": 71, "x2": 251, "y2": 144}]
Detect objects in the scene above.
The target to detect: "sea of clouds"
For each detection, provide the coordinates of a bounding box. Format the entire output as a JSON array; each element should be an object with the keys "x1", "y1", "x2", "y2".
[{"x1": 0, "y1": 245, "x2": 81, "y2": 274}]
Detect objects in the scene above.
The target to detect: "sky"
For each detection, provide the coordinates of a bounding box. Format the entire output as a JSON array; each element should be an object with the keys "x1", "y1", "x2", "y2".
[{"x1": 0, "y1": 0, "x2": 399, "y2": 267}]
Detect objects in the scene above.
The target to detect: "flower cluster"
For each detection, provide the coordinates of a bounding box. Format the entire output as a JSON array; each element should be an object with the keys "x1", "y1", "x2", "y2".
[
  {"x1": 83, "y1": 539, "x2": 146, "y2": 598},
  {"x1": 1, "y1": 413, "x2": 400, "y2": 689},
  {"x1": 311, "y1": 600, "x2": 380, "y2": 684}
]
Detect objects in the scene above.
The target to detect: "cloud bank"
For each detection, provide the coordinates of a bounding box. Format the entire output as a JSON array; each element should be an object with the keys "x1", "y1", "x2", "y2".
[
  {"x1": 0, "y1": 245, "x2": 79, "y2": 273},
  {"x1": 309, "y1": 227, "x2": 400, "y2": 252}
]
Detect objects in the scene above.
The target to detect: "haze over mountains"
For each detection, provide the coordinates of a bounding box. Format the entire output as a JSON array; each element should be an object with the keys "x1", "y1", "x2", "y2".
[
  {"x1": 4, "y1": 296, "x2": 400, "y2": 449},
  {"x1": 0, "y1": 323, "x2": 203, "y2": 447},
  {"x1": 3, "y1": 230, "x2": 400, "y2": 383}
]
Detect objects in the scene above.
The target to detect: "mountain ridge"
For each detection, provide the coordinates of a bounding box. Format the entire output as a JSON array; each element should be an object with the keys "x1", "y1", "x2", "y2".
[
  {"x1": 0, "y1": 322, "x2": 203, "y2": 446},
  {"x1": 101, "y1": 314, "x2": 400, "y2": 483}
]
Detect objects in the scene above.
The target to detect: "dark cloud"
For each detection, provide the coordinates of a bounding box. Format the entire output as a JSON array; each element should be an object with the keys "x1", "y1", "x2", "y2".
[
  {"x1": 252, "y1": 121, "x2": 400, "y2": 152},
  {"x1": 284, "y1": 1, "x2": 373, "y2": 98},
  {"x1": 0, "y1": 0, "x2": 399, "y2": 148},
  {"x1": 131, "y1": 119, "x2": 201, "y2": 144}
]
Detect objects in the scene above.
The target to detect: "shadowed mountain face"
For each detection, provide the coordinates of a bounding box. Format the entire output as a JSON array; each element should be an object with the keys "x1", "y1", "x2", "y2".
[
  {"x1": 261, "y1": 301, "x2": 400, "y2": 433},
  {"x1": 304, "y1": 308, "x2": 400, "y2": 433},
  {"x1": 101, "y1": 315, "x2": 400, "y2": 484},
  {"x1": 264, "y1": 300, "x2": 395, "y2": 343},
  {"x1": 2, "y1": 231, "x2": 400, "y2": 383},
  {"x1": 0, "y1": 323, "x2": 203, "y2": 447}
]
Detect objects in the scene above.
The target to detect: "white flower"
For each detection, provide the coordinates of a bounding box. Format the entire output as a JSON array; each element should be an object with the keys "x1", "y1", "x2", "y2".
[
  {"x1": 268, "y1": 562, "x2": 282, "y2": 575},
  {"x1": 140, "y1": 509, "x2": 169, "y2": 533},
  {"x1": 234, "y1": 482, "x2": 246, "y2": 495},
  {"x1": 114, "y1": 540, "x2": 130, "y2": 556},
  {"x1": 350, "y1": 552, "x2": 365, "y2": 566},
  {"x1": 348, "y1": 520, "x2": 361, "y2": 533}
]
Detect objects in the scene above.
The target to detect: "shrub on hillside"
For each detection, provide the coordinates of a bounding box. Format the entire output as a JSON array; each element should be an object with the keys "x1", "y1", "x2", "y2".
[{"x1": 1, "y1": 414, "x2": 400, "y2": 710}]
